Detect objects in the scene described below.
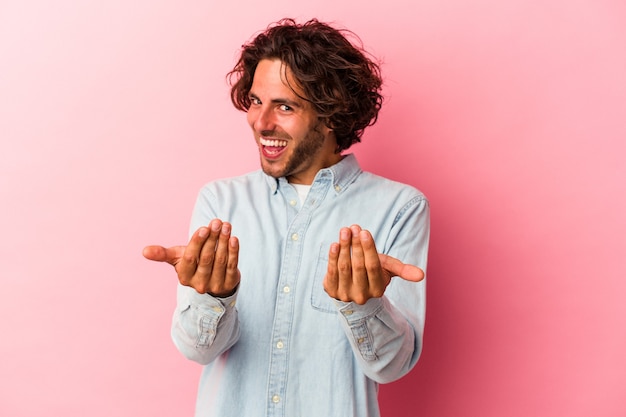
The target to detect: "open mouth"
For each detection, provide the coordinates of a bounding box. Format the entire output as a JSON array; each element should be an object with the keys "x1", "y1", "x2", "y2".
[{"x1": 260, "y1": 137, "x2": 288, "y2": 158}]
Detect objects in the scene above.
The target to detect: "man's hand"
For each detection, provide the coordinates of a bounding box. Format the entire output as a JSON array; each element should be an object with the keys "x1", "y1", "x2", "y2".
[
  {"x1": 323, "y1": 225, "x2": 424, "y2": 305},
  {"x1": 142, "y1": 219, "x2": 240, "y2": 297}
]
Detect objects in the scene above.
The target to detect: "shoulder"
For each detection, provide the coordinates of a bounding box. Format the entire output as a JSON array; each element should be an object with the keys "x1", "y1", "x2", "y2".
[
  {"x1": 198, "y1": 170, "x2": 267, "y2": 195},
  {"x1": 356, "y1": 170, "x2": 428, "y2": 203}
]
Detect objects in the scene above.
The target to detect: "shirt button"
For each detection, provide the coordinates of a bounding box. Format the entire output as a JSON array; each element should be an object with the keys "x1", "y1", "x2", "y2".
[
  {"x1": 211, "y1": 306, "x2": 224, "y2": 313},
  {"x1": 335, "y1": 185, "x2": 341, "y2": 192},
  {"x1": 343, "y1": 310, "x2": 354, "y2": 316},
  {"x1": 283, "y1": 286, "x2": 291, "y2": 293},
  {"x1": 272, "y1": 395, "x2": 280, "y2": 403},
  {"x1": 276, "y1": 340, "x2": 284, "y2": 349},
  {"x1": 291, "y1": 233, "x2": 299, "y2": 241},
  {"x1": 357, "y1": 337, "x2": 365, "y2": 344},
  {"x1": 289, "y1": 199, "x2": 297, "y2": 206}
]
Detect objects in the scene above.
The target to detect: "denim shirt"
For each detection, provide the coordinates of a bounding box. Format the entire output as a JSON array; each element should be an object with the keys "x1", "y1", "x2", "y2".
[{"x1": 172, "y1": 154, "x2": 430, "y2": 417}]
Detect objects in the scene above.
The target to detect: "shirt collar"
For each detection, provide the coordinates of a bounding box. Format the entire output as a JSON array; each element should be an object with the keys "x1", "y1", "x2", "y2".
[{"x1": 263, "y1": 154, "x2": 362, "y2": 195}]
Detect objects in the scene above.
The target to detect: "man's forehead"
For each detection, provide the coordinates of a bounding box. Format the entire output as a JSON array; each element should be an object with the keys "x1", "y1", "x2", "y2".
[{"x1": 251, "y1": 59, "x2": 310, "y2": 104}]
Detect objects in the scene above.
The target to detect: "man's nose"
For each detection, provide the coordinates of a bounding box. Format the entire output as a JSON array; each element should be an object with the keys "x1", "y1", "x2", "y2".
[{"x1": 252, "y1": 107, "x2": 276, "y2": 132}]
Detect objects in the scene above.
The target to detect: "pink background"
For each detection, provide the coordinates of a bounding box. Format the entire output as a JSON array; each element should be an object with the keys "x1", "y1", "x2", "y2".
[{"x1": 1, "y1": 1, "x2": 625, "y2": 416}]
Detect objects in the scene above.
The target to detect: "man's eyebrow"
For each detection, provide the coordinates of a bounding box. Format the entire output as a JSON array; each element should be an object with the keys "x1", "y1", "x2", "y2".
[
  {"x1": 273, "y1": 98, "x2": 303, "y2": 108},
  {"x1": 248, "y1": 92, "x2": 303, "y2": 108}
]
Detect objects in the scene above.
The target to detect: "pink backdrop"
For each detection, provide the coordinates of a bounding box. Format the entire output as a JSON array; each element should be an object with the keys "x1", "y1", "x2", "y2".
[{"x1": 1, "y1": 1, "x2": 625, "y2": 416}]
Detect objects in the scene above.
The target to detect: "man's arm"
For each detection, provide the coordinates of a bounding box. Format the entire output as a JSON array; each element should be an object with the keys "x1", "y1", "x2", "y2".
[
  {"x1": 324, "y1": 197, "x2": 430, "y2": 383},
  {"x1": 143, "y1": 219, "x2": 241, "y2": 364}
]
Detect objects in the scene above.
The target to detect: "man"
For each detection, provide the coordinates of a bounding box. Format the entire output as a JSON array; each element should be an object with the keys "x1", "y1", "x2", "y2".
[{"x1": 143, "y1": 18, "x2": 430, "y2": 417}]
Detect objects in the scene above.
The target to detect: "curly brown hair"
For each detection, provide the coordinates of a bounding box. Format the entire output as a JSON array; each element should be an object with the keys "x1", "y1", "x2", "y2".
[{"x1": 228, "y1": 18, "x2": 383, "y2": 152}]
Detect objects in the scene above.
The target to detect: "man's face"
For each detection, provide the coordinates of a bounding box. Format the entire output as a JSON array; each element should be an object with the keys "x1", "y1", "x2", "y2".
[{"x1": 246, "y1": 59, "x2": 341, "y2": 185}]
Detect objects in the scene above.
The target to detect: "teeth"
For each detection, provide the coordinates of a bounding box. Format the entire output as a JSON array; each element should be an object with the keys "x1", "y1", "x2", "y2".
[{"x1": 260, "y1": 138, "x2": 287, "y2": 147}]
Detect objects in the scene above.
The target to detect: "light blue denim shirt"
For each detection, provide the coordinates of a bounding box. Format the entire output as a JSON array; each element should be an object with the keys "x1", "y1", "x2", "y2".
[{"x1": 172, "y1": 154, "x2": 430, "y2": 417}]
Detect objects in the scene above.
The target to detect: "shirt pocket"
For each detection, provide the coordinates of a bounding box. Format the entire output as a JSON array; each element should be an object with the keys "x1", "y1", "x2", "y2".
[{"x1": 310, "y1": 242, "x2": 338, "y2": 314}]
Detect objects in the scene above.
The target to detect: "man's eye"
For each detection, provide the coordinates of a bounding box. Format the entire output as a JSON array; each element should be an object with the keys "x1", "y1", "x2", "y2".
[
  {"x1": 279, "y1": 104, "x2": 292, "y2": 111},
  {"x1": 250, "y1": 97, "x2": 261, "y2": 105}
]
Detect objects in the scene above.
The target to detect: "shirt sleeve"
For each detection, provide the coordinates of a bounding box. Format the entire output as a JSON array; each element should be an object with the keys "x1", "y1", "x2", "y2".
[
  {"x1": 171, "y1": 284, "x2": 240, "y2": 365},
  {"x1": 170, "y1": 186, "x2": 241, "y2": 365},
  {"x1": 334, "y1": 194, "x2": 430, "y2": 383}
]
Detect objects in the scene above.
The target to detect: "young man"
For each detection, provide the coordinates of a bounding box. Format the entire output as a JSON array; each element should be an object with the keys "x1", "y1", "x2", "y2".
[{"x1": 144, "y1": 18, "x2": 430, "y2": 417}]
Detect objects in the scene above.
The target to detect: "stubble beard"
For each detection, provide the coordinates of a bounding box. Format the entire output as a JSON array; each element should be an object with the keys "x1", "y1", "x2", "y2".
[{"x1": 261, "y1": 122, "x2": 327, "y2": 180}]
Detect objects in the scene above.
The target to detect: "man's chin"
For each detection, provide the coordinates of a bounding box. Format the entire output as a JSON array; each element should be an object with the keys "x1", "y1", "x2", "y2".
[{"x1": 260, "y1": 162, "x2": 286, "y2": 179}]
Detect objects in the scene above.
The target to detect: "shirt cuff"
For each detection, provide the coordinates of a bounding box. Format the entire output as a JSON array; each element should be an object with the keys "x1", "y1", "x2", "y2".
[
  {"x1": 184, "y1": 289, "x2": 239, "y2": 348},
  {"x1": 333, "y1": 296, "x2": 384, "y2": 322},
  {"x1": 187, "y1": 288, "x2": 239, "y2": 311}
]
